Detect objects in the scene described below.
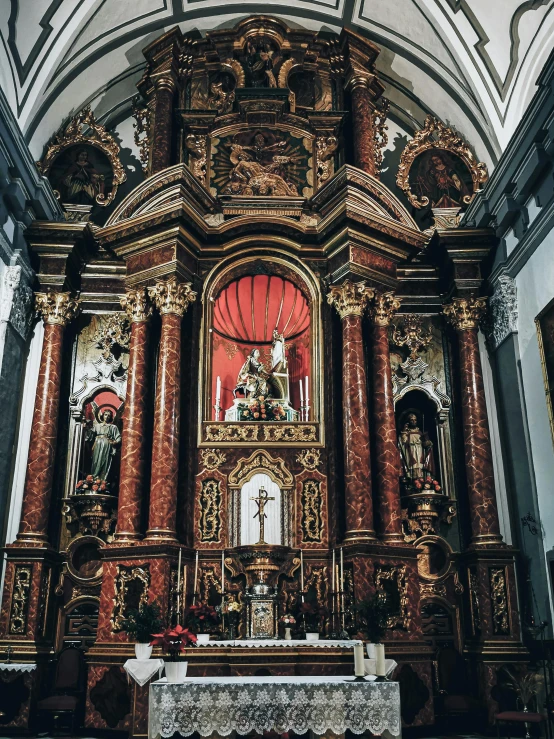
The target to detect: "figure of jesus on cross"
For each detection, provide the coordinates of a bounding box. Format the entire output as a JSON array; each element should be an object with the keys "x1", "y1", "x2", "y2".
[{"x1": 251, "y1": 486, "x2": 275, "y2": 544}]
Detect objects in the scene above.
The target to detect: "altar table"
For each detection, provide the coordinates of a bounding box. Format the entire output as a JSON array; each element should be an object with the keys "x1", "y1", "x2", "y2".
[{"x1": 149, "y1": 675, "x2": 401, "y2": 739}]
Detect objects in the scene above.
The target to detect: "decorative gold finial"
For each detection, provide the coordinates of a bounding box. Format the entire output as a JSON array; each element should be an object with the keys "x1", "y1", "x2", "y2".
[
  {"x1": 120, "y1": 287, "x2": 153, "y2": 323},
  {"x1": 148, "y1": 276, "x2": 197, "y2": 316},
  {"x1": 392, "y1": 314, "x2": 433, "y2": 358},
  {"x1": 326, "y1": 280, "x2": 374, "y2": 319},
  {"x1": 35, "y1": 292, "x2": 80, "y2": 326},
  {"x1": 442, "y1": 296, "x2": 487, "y2": 331},
  {"x1": 371, "y1": 291, "x2": 401, "y2": 326}
]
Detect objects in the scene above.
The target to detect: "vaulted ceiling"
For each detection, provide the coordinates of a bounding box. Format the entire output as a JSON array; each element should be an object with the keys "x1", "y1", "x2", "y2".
[{"x1": 1, "y1": 1, "x2": 553, "y2": 168}]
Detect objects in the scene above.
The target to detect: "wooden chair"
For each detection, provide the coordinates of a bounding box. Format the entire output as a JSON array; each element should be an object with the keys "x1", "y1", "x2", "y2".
[{"x1": 36, "y1": 645, "x2": 86, "y2": 733}]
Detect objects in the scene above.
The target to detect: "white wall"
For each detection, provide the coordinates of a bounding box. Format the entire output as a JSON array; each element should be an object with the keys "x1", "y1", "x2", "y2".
[{"x1": 516, "y1": 225, "x2": 554, "y2": 554}]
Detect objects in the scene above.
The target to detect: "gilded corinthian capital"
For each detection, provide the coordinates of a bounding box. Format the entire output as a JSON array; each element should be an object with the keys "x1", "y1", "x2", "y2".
[
  {"x1": 35, "y1": 291, "x2": 80, "y2": 326},
  {"x1": 326, "y1": 280, "x2": 374, "y2": 319},
  {"x1": 121, "y1": 287, "x2": 153, "y2": 322},
  {"x1": 442, "y1": 296, "x2": 487, "y2": 331},
  {"x1": 148, "y1": 276, "x2": 197, "y2": 316},
  {"x1": 371, "y1": 291, "x2": 401, "y2": 326}
]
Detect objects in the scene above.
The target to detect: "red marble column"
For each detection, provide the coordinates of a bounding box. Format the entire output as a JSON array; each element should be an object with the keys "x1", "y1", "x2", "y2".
[
  {"x1": 443, "y1": 297, "x2": 502, "y2": 546},
  {"x1": 327, "y1": 280, "x2": 377, "y2": 542},
  {"x1": 146, "y1": 276, "x2": 196, "y2": 540},
  {"x1": 16, "y1": 292, "x2": 80, "y2": 545},
  {"x1": 151, "y1": 76, "x2": 176, "y2": 174},
  {"x1": 350, "y1": 81, "x2": 377, "y2": 177},
  {"x1": 370, "y1": 292, "x2": 404, "y2": 543},
  {"x1": 115, "y1": 288, "x2": 153, "y2": 541}
]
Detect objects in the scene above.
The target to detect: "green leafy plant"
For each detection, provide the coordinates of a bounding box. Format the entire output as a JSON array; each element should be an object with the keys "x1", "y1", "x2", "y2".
[
  {"x1": 355, "y1": 591, "x2": 399, "y2": 643},
  {"x1": 121, "y1": 601, "x2": 163, "y2": 643}
]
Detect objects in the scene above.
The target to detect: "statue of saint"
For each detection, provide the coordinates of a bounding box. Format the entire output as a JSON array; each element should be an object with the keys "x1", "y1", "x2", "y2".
[
  {"x1": 234, "y1": 349, "x2": 271, "y2": 399},
  {"x1": 398, "y1": 412, "x2": 435, "y2": 481},
  {"x1": 271, "y1": 329, "x2": 287, "y2": 372},
  {"x1": 86, "y1": 409, "x2": 121, "y2": 482}
]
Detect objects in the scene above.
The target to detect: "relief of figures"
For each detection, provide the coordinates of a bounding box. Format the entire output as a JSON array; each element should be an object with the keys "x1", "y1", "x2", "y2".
[{"x1": 211, "y1": 129, "x2": 312, "y2": 198}]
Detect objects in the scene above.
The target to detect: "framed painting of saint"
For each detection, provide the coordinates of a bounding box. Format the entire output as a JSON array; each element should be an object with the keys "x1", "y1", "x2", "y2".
[
  {"x1": 396, "y1": 115, "x2": 488, "y2": 213},
  {"x1": 536, "y1": 298, "x2": 554, "y2": 448},
  {"x1": 38, "y1": 106, "x2": 126, "y2": 208}
]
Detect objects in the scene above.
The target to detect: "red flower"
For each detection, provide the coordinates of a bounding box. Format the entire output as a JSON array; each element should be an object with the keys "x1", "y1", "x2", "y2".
[{"x1": 150, "y1": 625, "x2": 197, "y2": 656}]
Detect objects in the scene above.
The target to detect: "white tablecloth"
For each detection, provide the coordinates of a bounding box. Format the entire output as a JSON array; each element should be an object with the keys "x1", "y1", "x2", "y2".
[
  {"x1": 149, "y1": 675, "x2": 401, "y2": 739},
  {"x1": 0, "y1": 662, "x2": 36, "y2": 673},
  {"x1": 199, "y1": 639, "x2": 362, "y2": 648},
  {"x1": 124, "y1": 659, "x2": 164, "y2": 687}
]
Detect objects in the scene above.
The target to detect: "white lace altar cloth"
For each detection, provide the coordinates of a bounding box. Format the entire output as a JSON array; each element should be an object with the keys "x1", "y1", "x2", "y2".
[
  {"x1": 149, "y1": 675, "x2": 401, "y2": 739},
  {"x1": 202, "y1": 639, "x2": 361, "y2": 648},
  {"x1": 0, "y1": 663, "x2": 36, "y2": 673}
]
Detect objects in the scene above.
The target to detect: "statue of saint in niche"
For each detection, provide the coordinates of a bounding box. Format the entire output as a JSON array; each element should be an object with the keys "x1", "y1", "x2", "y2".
[
  {"x1": 86, "y1": 409, "x2": 121, "y2": 482},
  {"x1": 398, "y1": 411, "x2": 435, "y2": 481},
  {"x1": 234, "y1": 349, "x2": 271, "y2": 399}
]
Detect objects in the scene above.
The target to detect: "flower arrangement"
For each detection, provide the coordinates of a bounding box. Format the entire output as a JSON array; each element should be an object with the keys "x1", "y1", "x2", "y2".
[
  {"x1": 279, "y1": 614, "x2": 296, "y2": 626},
  {"x1": 150, "y1": 624, "x2": 197, "y2": 662},
  {"x1": 412, "y1": 475, "x2": 441, "y2": 493},
  {"x1": 239, "y1": 396, "x2": 287, "y2": 422},
  {"x1": 76, "y1": 474, "x2": 110, "y2": 493},
  {"x1": 185, "y1": 603, "x2": 219, "y2": 633},
  {"x1": 121, "y1": 601, "x2": 163, "y2": 644}
]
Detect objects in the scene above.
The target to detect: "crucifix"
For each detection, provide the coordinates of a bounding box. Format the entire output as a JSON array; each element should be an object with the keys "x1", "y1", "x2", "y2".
[{"x1": 251, "y1": 486, "x2": 275, "y2": 544}]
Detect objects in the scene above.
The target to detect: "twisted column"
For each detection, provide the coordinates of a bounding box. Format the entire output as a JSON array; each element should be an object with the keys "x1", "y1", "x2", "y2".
[
  {"x1": 17, "y1": 292, "x2": 80, "y2": 545},
  {"x1": 327, "y1": 280, "x2": 377, "y2": 543},
  {"x1": 443, "y1": 297, "x2": 502, "y2": 546},
  {"x1": 370, "y1": 291, "x2": 404, "y2": 543},
  {"x1": 115, "y1": 288, "x2": 153, "y2": 542},
  {"x1": 349, "y1": 79, "x2": 377, "y2": 177},
  {"x1": 151, "y1": 76, "x2": 176, "y2": 174},
  {"x1": 146, "y1": 276, "x2": 196, "y2": 541}
]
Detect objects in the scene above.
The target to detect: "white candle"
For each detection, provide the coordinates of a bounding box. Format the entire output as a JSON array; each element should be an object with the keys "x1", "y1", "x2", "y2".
[
  {"x1": 366, "y1": 642, "x2": 376, "y2": 659},
  {"x1": 221, "y1": 549, "x2": 225, "y2": 595},
  {"x1": 193, "y1": 550, "x2": 199, "y2": 605},
  {"x1": 300, "y1": 549, "x2": 304, "y2": 598},
  {"x1": 177, "y1": 549, "x2": 182, "y2": 624},
  {"x1": 305, "y1": 376, "x2": 309, "y2": 405},
  {"x1": 331, "y1": 548, "x2": 335, "y2": 593},
  {"x1": 354, "y1": 642, "x2": 365, "y2": 677},
  {"x1": 299, "y1": 380, "x2": 304, "y2": 404},
  {"x1": 375, "y1": 643, "x2": 386, "y2": 677},
  {"x1": 340, "y1": 547, "x2": 344, "y2": 592}
]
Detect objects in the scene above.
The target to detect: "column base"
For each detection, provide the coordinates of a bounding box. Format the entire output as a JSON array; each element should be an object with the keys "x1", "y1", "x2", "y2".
[
  {"x1": 379, "y1": 533, "x2": 408, "y2": 545},
  {"x1": 343, "y1": 529, "x2": 378, "y2": 544},
  {"x1": 144, "y1": 529, "x2": 178, "y2": 542},
  {"x1": 113, "y1": 531, "x2": 144, "y2": 543},
  {"x1": 13, "y1": 531, "x2": 50, "y2": 548},
  {"x1": 469, "y1": 533, "x2": 506, "y2": 548}
]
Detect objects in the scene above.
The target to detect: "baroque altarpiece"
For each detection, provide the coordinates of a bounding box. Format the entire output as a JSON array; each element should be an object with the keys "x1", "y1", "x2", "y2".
[{"x1": 0, "y1": 15, "x2": 525, "y2": 735}]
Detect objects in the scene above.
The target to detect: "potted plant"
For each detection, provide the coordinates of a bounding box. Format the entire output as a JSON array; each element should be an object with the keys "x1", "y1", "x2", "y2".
[
  {"x1": 355, "y1": 591, "x2": 398, "y2": 662},
  {"x1": 185, "y1": 603, "x2": 219, "y2": 644},
  {"x1": 298, "y1": 602, "x2": 328, "y2": 640},
  {"x1": 150, "y1": 625, "x2": 197, "y2": 682},
  {"x1": 121, "y1": 601, "x2": 163, "y2": 660},
  {"x1": 278, "y1": 614, "x2": 296, "y2": 640}
]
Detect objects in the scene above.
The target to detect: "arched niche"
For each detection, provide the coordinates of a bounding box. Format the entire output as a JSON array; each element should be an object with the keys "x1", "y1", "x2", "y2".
[
  {"x1": 228, "y1": 450, "x2": 294, "y2": 548},
  {"x1": 199, "y1": 250, "x2": 324, "y2": 445},
  {"x1": 394, "y1": 373, "x2": 454, "y2": 499}
]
